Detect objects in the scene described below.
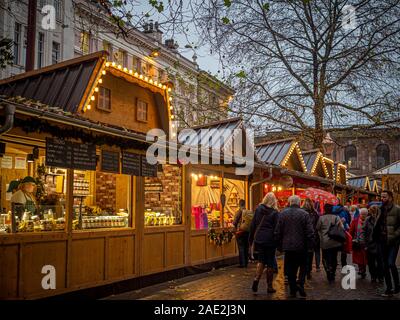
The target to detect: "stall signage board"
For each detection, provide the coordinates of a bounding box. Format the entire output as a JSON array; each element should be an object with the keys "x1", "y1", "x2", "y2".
[
  {"x1": 122, "y1": 152, "x2": 141, "y2": 176},
  {"x1": 46, "y1": 138, "x2": 96, "y2": 170},
  {"x1": 1, "y1": 155, "x2": 12, "y2": 169},
  {"x1": 141, "y1": 155, "x2": 158, "y2": 177},
  {"x1": 101, "y1": 150, "x2": 120, "y2": 173}
]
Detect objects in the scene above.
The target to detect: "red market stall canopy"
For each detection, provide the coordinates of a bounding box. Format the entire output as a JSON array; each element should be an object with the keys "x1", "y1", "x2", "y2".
[{"x1": 300, "y1": 187, "x2": 339, "y2": 205}]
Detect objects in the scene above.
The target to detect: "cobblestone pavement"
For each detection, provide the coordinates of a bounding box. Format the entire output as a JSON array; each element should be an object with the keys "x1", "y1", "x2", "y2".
[{"x1": 106, "y1": 257, "x2": 400, "y2": 300}]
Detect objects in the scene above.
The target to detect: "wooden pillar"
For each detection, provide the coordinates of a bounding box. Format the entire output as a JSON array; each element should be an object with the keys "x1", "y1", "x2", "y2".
[
  {"x1": 65, "y1": 168, "x2": 74, "y2": 288},
  {"x1": 135, "y1": 175, "x2": 144, "y2": 276},
  {"x1": 183, "y1": 165, "x2": 192, "y2": 265}
]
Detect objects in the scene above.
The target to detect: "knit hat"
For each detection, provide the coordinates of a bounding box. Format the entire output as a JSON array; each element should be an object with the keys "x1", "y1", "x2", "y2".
[
  {"x1": 7, "y1": 180, "x2": 20, "y2": 192},
  {"x1": 21, "y1": 176, "x2": 36, "y2": 184}
]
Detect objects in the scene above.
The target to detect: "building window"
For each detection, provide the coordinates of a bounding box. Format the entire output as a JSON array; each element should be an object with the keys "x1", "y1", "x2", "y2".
[
  {"x1": 54, "y1": 0, "x2": 62, "y2": 22},
  {"x1": 137, "y1": 99, "x2": 148, "y2": 122},
  {"x1": 376, "y1": 144, "x2": 390, "y2": 169},
  {"x1": 80, "y1": 32, "x2": 90, "y2": 54},
  {"x1": 37, "y1": 32, "x2": 44, "y2": 68},
  {"x1": 52, "y1": 42, "x2": 60, "y2": 64},
  {"x1": 97, "y1": 87, "x2": 111, "y2": 111},
  {"x1": 13, "y1": 23, "x2": 21, "y2": 65},
  {"x1": 344, "y1": 145, "x2": 357, "y2": 168},
  {"x1": 22, "y1": 26, "x2": 28, "y2": 67}
]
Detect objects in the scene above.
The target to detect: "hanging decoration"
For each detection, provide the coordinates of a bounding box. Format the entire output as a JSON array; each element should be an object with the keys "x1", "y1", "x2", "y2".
[{"x1": 207, "y1": 228, "x2": 235, "y2": 246}]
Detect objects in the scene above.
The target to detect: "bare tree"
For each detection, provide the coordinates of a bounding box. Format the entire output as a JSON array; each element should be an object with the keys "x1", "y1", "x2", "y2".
[{"x1": 192, "y1": 0, "x2": 400, "y2": 148}]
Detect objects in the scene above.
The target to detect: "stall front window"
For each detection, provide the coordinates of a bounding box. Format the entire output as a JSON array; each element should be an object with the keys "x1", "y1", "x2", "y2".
[
  {"x1": 73, "y1": 170, "x2": 131, "y2": 230},
  {"x1": 144, "y1": 164, "x2": 182, "y2": 227},
  {"x1": 191, "y1": 172, "x2": 222, "y2": 230},
  {"x1": 0, "y1": 143, "x2": 67, "y2": 233},
  {"x1": 223, "y1": 178, "x2": 245, "y2": 228}
]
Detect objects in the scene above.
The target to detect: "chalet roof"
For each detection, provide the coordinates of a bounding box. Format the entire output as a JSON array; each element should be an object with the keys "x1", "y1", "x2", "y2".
[
  {"x1": 0, "y1": 52, "x2": 105, "y2": 113},
  {"x1": 348, "y1": 176, "x2": 370, "y2": 190},
  {"x1": 373, "y1": 160, "x2": 400, "y2": 175},
  {"x1": 256, "y1": 138, "x2": 294, "y2": 166},
  {"x1": 302, "y1": 150, "x2": 320, "y2": 172},
  {"x1": 183, "y1": 117, "x2": 246, "y2": 153}
]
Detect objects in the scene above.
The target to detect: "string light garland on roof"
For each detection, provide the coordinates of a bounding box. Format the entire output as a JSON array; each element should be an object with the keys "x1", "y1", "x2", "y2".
[
  {"x1": 281, "y1": 142, "x2": 307, "y2": 172},
  {"x1": 82, "y1": 59, "x2": 174, "y2": 122}
]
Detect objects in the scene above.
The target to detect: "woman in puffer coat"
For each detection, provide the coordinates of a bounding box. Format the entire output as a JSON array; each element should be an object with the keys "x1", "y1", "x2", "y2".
[{"x1": 249, "y1": 192, "x2": 279, "y2": 293}]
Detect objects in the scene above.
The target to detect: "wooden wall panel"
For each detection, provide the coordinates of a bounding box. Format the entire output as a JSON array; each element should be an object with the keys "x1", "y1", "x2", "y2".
[
  {"x1": 0, "y1": 245, "x2": 19, "y2": 299},
  {"x1": 223, "y1": 240, "x2": 236, "y2": 256},
  {"x1": 190, "y1": 235, "x2": 206, "y2": 264},
  {"x1": 143, "y1": 233, "x2": 164, "y2": 273},
  {"x1": 21, "y1": 241, "x2": 66, "y2": 297},
  {"x1": 108, "y1": 236, "x2": 135, "y2": 279},
  {"x1": 70, "y1": 238, "x2": 104, "y2": 287},
  {"x1": 207, "y1": 241, "x2": 223, "y2": 260},
  {"x1": 166, "y1": 232, "x2": 184, "y2": 267}
]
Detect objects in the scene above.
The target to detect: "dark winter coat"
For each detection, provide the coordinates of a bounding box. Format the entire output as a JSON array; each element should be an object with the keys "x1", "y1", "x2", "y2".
[
  {"x1": 274, "y1": 205, "x2": 315, "y2": 252},
  {"x1": 249, "y1": 204, "x2": 279, "y2": 247},
  {"x1": 304, "y1": 207, "x2": 320, "y2": 248},
  {"x1": 375, "y1": 204, "x2": 400, "y2": 246},
  {"x1": 362, "y1": 215, "x2": 378, "y2": 253}
]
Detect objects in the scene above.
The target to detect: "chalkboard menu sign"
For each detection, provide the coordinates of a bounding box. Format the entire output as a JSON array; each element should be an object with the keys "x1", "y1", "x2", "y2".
[
  {"x1": 122, "y1": 152, "x2": 141, "y2": 176},
  {"x1": 46, "y1": 138, "x2": 96, "y2": 170},
  {"x1": 141, "y1": 155, "x2": 158, "y2": 177},
  {"x1": 72, "y1": 142, "x2": 97, "y2": 170},
  {"x1": 46, "y1": 138, "x2": 72, "y2": 169},
  {"x1": 101, "y1": 150, "x2": 120, "y2": 173}
]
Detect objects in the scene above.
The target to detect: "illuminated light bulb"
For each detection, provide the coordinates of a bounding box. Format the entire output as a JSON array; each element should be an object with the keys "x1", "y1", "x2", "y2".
[
  {"x1": 139, "y1": 74, "x2": 143, "y2": 79},
  {"x1": 134, "y1": 72, "x2": 138, "y2": 77},
  {"x1": 158, "y1": 83, "x2": 162, "y2": 88},
  {"x1": 168, "y1": 87, "x2": 171, "y2": 92},
  {"x1": 170, "y1": 115, "x2": 174, "y2": 119},
  {"x1": 169, "y1": 97, "x2": 173, "y2": 101},
  {"x1": 91, "y1": 96, "x2": 95, "y2": 101},
  {"x1": 102, "y1": 70, "x2": 106, "y2": 75},
  {"x1": 162, "y1": 85, "x2": 167, "y2": 90},
  {"x1": 154, "y1": 81, "x2": 158, "y2": 86},
  {"x1": 117, "y1": 65, "x2": 122, "y2": 69},
  {"x1": 144, "y1": 76, "x2": 149, "y2": 82},
  {"x1": 199, "y1": 174, "x2": 203, "y2": 178},
  {"x1": 129, "y1": 70, "x2": 133, "y2": 74},
  {"x1": 98, "y1": 78, "x2": 103, "y2": 84},
  {"x1": 87, "y1": 105, "x2": 91, "y2": 110},
  {"x1": 171, "y1": 124, "x2": 175, "y2": 128},
  {"x1": 169, "y1": 106, "x2": 173, "y2": 110},
  {"x1": 94, "y1": 87, "x2": 99, "y2": 92},
  {"x1": 112, "y1": 62, "x2": 116, "y2": 67},
  {"x1": 105, "y1": 62, "x2": 110, "y2": 67},
  {"x1": 123, "y1": 67, "x2": 128, "y2": 72}
]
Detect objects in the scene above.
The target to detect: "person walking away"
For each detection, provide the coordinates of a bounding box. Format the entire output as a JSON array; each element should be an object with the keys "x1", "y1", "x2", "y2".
[
  {"x1": 333, "y1": 203, "x2": 351, "y2": 267},
  {"x1": 233, "y1": 199, "x2": 253, "y2": 268},
  {"x1": 302, "y1": 198, "x2": 320, "y2": 279},
  {"x1": 274, "y1": 195, "x2": 314, "y2": 298},
  {"x1": 317, "y1": 203, "x2": 345, "y2": 284},
  {"x1": 349, "y1": 208, "x2": 368, "y2": 279},
  {"x1": 375, "y1": 190, "x2": 400, "y2": 297},
  {"x1": 249, "y1": 192, "x2": 279, "y2": 293},
  {"x1": 363, "y1": 205, "x2": 384, "y2": 283}
]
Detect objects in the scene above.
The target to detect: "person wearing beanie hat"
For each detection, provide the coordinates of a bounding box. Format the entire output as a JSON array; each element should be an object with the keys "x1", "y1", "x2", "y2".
[
  {"x1": 11, "y1": 176, "x2": 38, "y2": 217},
  {"x1": 316, "y1": 203, "x2": 345, "y2": 283}
]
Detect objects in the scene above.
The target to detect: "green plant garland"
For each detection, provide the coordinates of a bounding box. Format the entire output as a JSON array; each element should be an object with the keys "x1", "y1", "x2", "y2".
[{"x1": 207, "y1": 228, "x2": 235, "y2": 246}]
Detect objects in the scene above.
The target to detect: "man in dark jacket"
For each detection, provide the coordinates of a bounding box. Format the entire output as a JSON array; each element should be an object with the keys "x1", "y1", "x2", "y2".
[
  {"x1": 375, "y1": 190, "x2": 400, "y2": 296},
  {"x1": 274, "y1": 195, "x2": 314, "y2": 298}
]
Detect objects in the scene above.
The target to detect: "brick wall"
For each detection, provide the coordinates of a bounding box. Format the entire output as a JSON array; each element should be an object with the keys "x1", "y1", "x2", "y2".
[{"x1": 95, "y1": 172, "x2": 117, "y2": 212}]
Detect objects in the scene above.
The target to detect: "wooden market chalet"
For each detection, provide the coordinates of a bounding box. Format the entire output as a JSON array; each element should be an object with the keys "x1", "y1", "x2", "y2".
[{"x1": 0, "y1": 52, "x2": 380, "y2": 299}]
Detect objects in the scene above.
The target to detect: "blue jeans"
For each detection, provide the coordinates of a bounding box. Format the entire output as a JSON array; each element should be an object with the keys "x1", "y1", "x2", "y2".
[
  {"x1": 236, "y1": 232, "x2": 249, "y2": 267},
  {"x1": 380, "y1": 243, "x2": 400, "y2": 291}
]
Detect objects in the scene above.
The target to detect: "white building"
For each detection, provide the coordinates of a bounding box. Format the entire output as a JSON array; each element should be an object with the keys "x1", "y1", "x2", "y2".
[{"x1": 0, "y1": 0, "x2": 234, "y2": 128}]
